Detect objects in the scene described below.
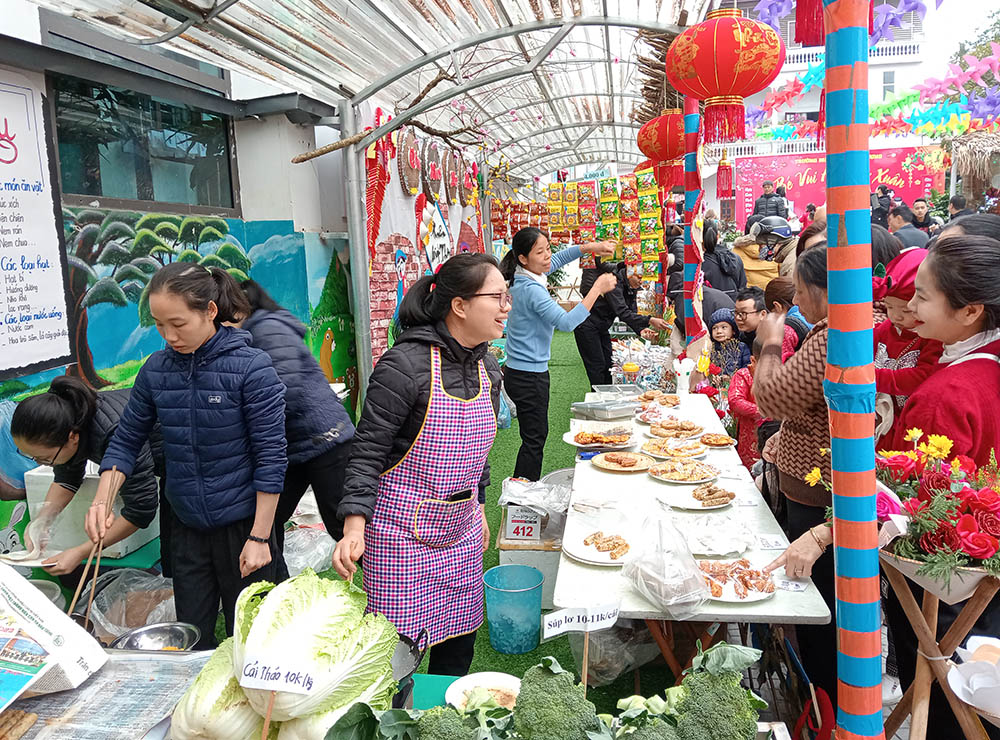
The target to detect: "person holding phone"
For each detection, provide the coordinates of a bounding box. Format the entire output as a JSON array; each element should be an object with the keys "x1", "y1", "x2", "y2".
[{"x1": 333, "y1": 253, "x2": 506, "y2": 676}]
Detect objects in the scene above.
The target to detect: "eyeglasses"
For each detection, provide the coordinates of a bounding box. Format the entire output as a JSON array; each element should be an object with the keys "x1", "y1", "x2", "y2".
[
  {"x1": 734, "y1": 311, "x2": 763, "y2": 320},
  {"x1": 470, "y1": 291, "x2": 513, "y2": 309},
  {"x1": 21, "y1": 439, "x2": 66, "y2": 467}
]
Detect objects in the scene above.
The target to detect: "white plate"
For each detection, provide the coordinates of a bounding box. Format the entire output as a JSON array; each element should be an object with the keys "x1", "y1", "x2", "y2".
[
  {"x1": 642, "y1": 448, "x2": 707, "y2": 461},
  {"x1": 684, "y1": 516, "x2": 755, "y2": 556},
  {"x1": 445, "y1": 672, "x2": 521, "y2": 711},
  {"x1": 562, "y1": 431, "x2": 633, "y2": 449},
  {"x1": 655, "y1": 491, "x2": 731, "y2": 511},
  {"x1": 647, "y1": 467, "x2": 720, "y2": 486},
  {"x1": 561, "y1": 546, "x2": 628, "y2": 568},
  {"x1": 643, "y1": 428, "x2": 704, "y2": 441}
]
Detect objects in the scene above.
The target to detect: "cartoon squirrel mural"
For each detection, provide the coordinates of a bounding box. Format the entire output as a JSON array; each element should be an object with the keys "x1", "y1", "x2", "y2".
[{"x1": 319, "y1": 328, "x2": 336, "y2": 383}]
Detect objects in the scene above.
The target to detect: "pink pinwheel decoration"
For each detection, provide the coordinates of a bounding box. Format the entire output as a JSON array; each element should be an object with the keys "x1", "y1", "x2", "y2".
[{"x1": 945, "y1": 63, "x2": 973, "y2": 95}]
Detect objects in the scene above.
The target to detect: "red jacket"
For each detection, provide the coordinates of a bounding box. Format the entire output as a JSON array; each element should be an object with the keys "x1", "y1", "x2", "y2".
[
  {"x1": 874, "y1": 320, "x2": 943, "y2": 416},
  {"x1": 892, "y1": 339, "x2": 1000, "y2": 467},
  {"x1": 727, "y1": 367, "x2": 760, "y2": 468}
]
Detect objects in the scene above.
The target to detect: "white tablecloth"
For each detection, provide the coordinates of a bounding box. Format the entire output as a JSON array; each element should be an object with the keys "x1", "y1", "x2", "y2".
[{"x1": 553, "y1": 393, "x2": 832, "y2": 625}]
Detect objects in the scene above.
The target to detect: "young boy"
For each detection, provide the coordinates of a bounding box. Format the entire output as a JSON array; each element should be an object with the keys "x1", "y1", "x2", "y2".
[
  {"x1": 872, "y1": 248, "x2": 943, "y2": 447},
  {"x1": 708, "y1": 308, "x2": 751, "y2": 378},
  {"x1": 728, "y1": 338, "x2": 762, "y2": 468}
]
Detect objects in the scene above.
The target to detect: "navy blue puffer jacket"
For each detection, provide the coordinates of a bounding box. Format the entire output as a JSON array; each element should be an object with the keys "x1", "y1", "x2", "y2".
[
  {"x1": 101, "y1": 326, "x2": 287, "y2": 530},
  {"x1": 242, "y1": 308, "x2": 354, "y2": 465}
]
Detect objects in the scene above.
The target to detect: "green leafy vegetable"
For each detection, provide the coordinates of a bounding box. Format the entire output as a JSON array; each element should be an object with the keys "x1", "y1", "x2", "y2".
[{"x1": 513, "y1": 657, "x2": 600, "y2": 740}]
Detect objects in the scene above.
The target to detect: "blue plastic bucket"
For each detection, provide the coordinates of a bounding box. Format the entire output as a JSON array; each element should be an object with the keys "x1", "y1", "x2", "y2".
[{"x1": 483, "y1": 564, "x2": 544, "y2": 654}]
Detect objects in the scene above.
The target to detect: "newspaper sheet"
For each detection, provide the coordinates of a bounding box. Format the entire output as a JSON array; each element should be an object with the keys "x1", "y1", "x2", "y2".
[{"x1": 13, "y1": 651, "x2": 209, "y2": 739}]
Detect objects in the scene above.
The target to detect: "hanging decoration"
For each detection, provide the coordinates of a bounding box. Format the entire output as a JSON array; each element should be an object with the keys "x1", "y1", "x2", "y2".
[
  {"x1": 459, "y1": 156, "x2": 478, "y2": 207},
  {"x1": 752, "y1": 0, "x2": 942, "y2": 46},
  {"x1": 422, "y1": 139, "x2": 443, "y2": 202},
  {"x1": 665, "y1": 8, "x2": 786, "y2": 144},
  {"x1": 397, "y1": 126, "x2": 421, "y2": 196},
  {"x1": 364, "y1": 107, "x2": 395, "y2": 262},
  {"x1": 795, "y1": 0, "x2": 824, "y2": 47},
  {"x1": 716, "y1": 149, "x2": 734, "y2": 199},
  {"x1": 442, "y1": 149, "x2": 459, "y2": 205},
  {"x1": 654, "y1": 159, "x2": 685, "y2": 193},
  {"x1": 636, "y1": 108, "x2": 685, "y2": 162}
]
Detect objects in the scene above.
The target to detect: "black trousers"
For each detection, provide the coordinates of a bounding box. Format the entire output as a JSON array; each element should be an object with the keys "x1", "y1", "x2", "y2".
[
  {"x1": 573, "y1": 320, "x2": 613, "y2": 388},
  {"x1": 503, "y1": 367, "x2": 550, "y2": 481},
  {"x1": 786, "y1": 498, "x2": 838, "y2": 704},
  {"x1": 428, "y1": 630, "x2": 476, "y2": 676},
  {"x1": 884, "y1": 579, "x2": 1000, "y2": 739},
  {"x1": 158, "y1": 479, "x2": 174, "y2": 578},
  {"x1": 276, "y1": 441, "x2": 353, "y2": 543},
  {"x1": 171, "y1": 512, "x2": 284, "y2": 650}
]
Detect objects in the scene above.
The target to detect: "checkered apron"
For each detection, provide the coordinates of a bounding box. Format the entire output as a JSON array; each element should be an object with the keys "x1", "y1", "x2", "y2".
[{"x1": 364, "y1": 346, "x2": 496, "y2": 647}]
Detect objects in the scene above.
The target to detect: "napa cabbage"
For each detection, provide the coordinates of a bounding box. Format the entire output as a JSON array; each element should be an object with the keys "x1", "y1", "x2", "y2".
[
  {"x1": 172, "y1": 638, "x2": 276, "y2": 740},
  {"x1": 232, "y1": 569, "x2": 398, "y2": 722}
]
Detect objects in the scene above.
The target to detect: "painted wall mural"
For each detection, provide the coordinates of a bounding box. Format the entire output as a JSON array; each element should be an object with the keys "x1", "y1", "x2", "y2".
[{"x1": 0, "y1": 206, "x2": 356, "y2": 496}]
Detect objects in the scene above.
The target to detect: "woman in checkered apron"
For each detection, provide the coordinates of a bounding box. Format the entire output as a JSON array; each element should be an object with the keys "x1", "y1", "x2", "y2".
[{"x1": 335, "y1": 253, "x2": 508, "y2": 675}]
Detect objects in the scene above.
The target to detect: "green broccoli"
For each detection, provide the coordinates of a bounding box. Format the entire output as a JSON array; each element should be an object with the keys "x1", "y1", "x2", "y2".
[
  {"x1": 626, "y1": 716, "x2": 680, "y2": 740},
  {"x1": 673, "y1": 670, "x2": 758, "y2": 740},
  {"x1": 513, "y1": 657, "x2": 601, "y2": 740},
  {"x1": 416, "y1": 705, "x2": 477, "y2": 740}
]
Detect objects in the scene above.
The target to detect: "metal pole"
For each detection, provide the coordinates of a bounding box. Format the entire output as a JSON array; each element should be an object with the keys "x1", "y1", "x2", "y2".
[
  {"x1": 823, "y1": 1, "x2": 885, "y2": 738},
  {"x1": 340, "y1": 99, "x2": 374, "y2": 394}
]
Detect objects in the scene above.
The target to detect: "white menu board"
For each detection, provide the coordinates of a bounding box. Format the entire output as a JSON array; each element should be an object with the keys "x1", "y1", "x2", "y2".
[{"x1": 0, "y1": 65, "x2": 72, "y2": 379}]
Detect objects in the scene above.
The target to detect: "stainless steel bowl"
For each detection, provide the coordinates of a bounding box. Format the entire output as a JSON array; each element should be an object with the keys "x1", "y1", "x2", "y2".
[{"x1": 108, "y1": 622, "x2": 201, "y2": 652}]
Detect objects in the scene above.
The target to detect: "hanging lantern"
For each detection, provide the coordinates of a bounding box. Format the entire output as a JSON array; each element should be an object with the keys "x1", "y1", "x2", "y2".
[
  {"x1": 634, "y1": 158, "x2": 654, "y2": 173},
  {"x1": 636, "y1": 109, "x2": 685, "y2": 162},
  {"x1": 716, "y1": 148, "x2": 734, "y2": 199},
  {"x1": 654, "y1": 158, "x2": 685, "y2": 192},
  {"x1": 664, "y1": 8, "x2": 786, "y2": 144}
]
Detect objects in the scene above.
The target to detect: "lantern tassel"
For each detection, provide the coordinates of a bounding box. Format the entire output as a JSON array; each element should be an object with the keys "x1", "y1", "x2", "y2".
[
  {"x1": 703, "y1": 102, "x2": 746, "y2": 145},
  {"x1": 795, "y1": 0, "x2": 825, "y2": 48},
  {"x1": 817, "y1": 90, "x2": 826, "y2": 147},
  {"x1": 717, "y1": 155, "x2": 734, "y2": 200}
]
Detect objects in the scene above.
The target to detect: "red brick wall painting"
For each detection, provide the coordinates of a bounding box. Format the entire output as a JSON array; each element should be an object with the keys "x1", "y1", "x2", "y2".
[{"x1": 371, "y1": 234, "x2": 422, "y2": 360}]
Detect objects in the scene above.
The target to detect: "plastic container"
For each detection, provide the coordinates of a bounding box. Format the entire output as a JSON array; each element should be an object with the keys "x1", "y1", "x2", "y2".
[
  {"x1": 28, "y1": 579, "x2": 65, "y2": 610},
  {"x1": 483, "y1": 565, "x2": 544, "y2": 655}
]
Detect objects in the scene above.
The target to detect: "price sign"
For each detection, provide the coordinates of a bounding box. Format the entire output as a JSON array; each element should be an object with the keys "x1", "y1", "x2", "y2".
[
  {"x1": 239, "y1": 653, "x2": 315, "y2": 694},
  {"x1": 757, "y1": 534, "x2": 789, "y2": 551},
  {"x1": 543, "y1": 602, "x2": 621, "y2": 639},
  {"x1": 504, "y1": 505, "x2": 541, "y2": 541},
  {"x1": 774, "y1": 578, "x2": 808, "y2": 593}
]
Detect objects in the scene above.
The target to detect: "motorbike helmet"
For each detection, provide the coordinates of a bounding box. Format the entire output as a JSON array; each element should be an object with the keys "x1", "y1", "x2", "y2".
[{"x1": 751, "y1": 216, "x2": 793, "y2": 260}]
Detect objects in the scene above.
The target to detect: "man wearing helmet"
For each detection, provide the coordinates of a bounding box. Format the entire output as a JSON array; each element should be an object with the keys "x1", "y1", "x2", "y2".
[
  {"x1": 751, "y1": 181, "x2": 789, "y2": 219},
  {"x1": 751, "y1": 216, "x2": 798, "y2": 277}
]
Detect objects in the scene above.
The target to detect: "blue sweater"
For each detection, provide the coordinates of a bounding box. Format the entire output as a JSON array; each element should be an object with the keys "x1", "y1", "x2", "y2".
[
  {"x1": 101, "y1": 326, "x2": 287, "y2": 531},
  {"x1": 505, "y1": 245, "x2": 589, "y2": 373}
]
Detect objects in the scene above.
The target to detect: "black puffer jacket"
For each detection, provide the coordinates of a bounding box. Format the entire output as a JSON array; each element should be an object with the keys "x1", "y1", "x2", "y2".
[
  {"x1": 665, "y1": 234, "x2": 686, "y2": 306},
  {"x1": 242, "y1": 308, "x2": 354, "y2": 465},
  {"x1": 752, "y1": 193, "x2": 788, "y2": 219},
  {"x1": 871, "y1": 193, "x2": 892, "y2": 228},
  {"x1": 701, "y1": 249, "x2": 747, "y2": 301},
  {"x1": 581, "y1": 263, "x2": 650, "y2": 334},
  {"x1": 53, "y1": 389, "x2": 163, "y2": 528},
  {"x1": 339, "y1": 322, "x2": 501, "y2": 521}
]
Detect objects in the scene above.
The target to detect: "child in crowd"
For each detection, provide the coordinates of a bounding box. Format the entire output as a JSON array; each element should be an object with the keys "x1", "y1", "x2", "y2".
[
  {"x1": 708, "y1": 308, "x2": 751, "y2": 378},
  {"x1": 871, "y1": 248, "x2": 943, "y2": 447},
  {"x1": 727, "y1": 338, "x2": 762, "y2": 468}
]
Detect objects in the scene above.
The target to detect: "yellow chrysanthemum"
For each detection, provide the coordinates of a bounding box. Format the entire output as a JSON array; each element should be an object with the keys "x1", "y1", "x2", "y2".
[
  {"x1": 928, "y1": 434, "x2": 954, "y2": 458},
  {"x1": 696, "y1": 353, "x2": 711, "y2": 375},
  {"x1": 805, "y1": 468, "x2": 823, "y2": 487},
  {"x1": 878, "y1": 450, "x2": 904, "y2": 458},
  {"x1": 951, "y1": 458, "x2": 963, "y2": 475},
  {"x1": 904, "y1": 428, "x2": 924, "y2": 443}
]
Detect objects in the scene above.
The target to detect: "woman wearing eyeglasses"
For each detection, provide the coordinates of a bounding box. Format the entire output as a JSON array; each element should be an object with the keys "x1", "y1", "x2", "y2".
[
  {"x1": 500, "y1": 228, "x2": 617, "y2": 480},
  {"x1": 9, "y1": 376, "x2": 165, "y2": 576},
  {"x1": 333, "y1": 252, "x2": 506, "y2": 676}
]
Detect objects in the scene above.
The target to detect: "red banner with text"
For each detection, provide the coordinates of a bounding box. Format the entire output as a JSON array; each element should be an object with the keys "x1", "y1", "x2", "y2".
[{"x1": 735, "y1": 146, "x2": 947, "y2": 227}]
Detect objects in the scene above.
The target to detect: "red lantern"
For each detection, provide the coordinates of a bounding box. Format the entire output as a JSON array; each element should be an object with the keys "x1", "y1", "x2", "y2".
[
  {"x1": 665, "y1": 8, "x2": 785, "y2": 144},
  {"x1": 716, "y1": 149, "x2": 734, "y2": 199},
  {"x1": 634, "y1": 158, "x2": 654, "y2": 173},
  {"x1": 654, "y1": 158, "x2": 685, "y2": 192},
  {"x1": 636, "y1": 109, "x2": 685, "y2": 162}
]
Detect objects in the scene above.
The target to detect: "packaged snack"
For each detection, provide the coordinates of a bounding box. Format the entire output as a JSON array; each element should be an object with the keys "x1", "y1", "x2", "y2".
[
  {"x1": 596, "y1": 222, "x2": 621, "y2": 242},
  {"x1": 599, "y1": 177, "x2": 619, "y2": 202},
  {"x1": 626, "y1": 262, "x2": 643, "y2": 281},
  {"x1": 579, "y1": 203, "x2": 598, "y2": 225},
  {"x1": 620, "y1": 174, "x2": 638, "y2": 200},
  {"x1": 540, "y1": 211, "x2": 549, "y2": 229},
  {"x1": 549, "y1": 209, "x2": 563, "y2": 228},
  {"x1": 640, "y1": 216, "x2": 661, "y2": 235},
  {"x1": 636, "y1": 169, "x2": 657, "y2": 194},
  {"x1": 580, "y1": 249, "x2": 597, "y2": 269},
  {"x1": 547, "y1": 182, "x2": 563, "y2": 204},
  {"x1": 563, "y1": 182, "x2": 578, "y2": 205},
  {"x1": 579, "y1": 226, "x2": 597, "y2": 242},
  {"x1": 641, "y1": 236, "x2": 662, "y2": 257},
  {"x1": 623, "y1": 245, "x2": 642, "y2": 264},
  {"x1": 565, "y1": 208, "x2": 579, "y2": 227},
  {"x1": 643, "y1": 261, "x2": 662, "y2": 279},
  {"x1": 600, "y1": 200, "x2": 621, "y2": 222},
  {"x1": 621, "y1": 220, "x2": 641, "y2": 243},
  {"x1": 621, "y1": 199, "x2": 640, "y2": 221},
  {"x1": 638, "y1": 194, "x2": 660, "y2": 216},
  {"x1": 578, "y1": 180, "x2": 598, "y2": 204}
]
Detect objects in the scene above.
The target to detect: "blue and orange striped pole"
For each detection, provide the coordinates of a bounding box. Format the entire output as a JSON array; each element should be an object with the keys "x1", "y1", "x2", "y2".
[
  {"x1": 682, "y1": 95, "x2": 703, "y2": 341},
  {"x1": 823, "y1": 1, "x2": 885, "y2": 738}
]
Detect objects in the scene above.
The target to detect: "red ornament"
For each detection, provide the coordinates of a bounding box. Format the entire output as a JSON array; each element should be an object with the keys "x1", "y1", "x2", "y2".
[
  {"x1": 716, "y1": 148, "x2": 734, "y2": 199},
  {"x1": 665, "y1": 8, "x2": 786, "y2": 144},
  {"x1": 634, "y1": 158, "x2": 654, "y2": 173},
  {"x1": 795, "y1": 0, "x2": 824, "y2": 47},
  {"x1": 654, "y1": 158, "x2": 685, "y2": 192},
  {"x1": 636, "y1": 108, "x2": 685, "y2": 162}
]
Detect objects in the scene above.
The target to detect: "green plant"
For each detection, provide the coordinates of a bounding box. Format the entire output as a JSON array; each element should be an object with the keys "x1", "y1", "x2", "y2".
[{"x1": 927, "y1": 189, "x2": 950, "y2": 222}]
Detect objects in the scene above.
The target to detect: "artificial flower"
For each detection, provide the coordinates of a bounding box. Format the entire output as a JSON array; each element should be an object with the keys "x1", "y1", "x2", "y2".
[
  {"x1": 920, "y1": 434, "x2": 954, "y2": 460},
  {"x1": 919, "y1": 470, "x2": 952, "y2": 501},
  {"x1": 697, "y1": 386, "x2": 719, "y2": 399},
  {"x1": 696, "y1": 352, "x2": 711, "y2": 375},
  {"x1": 904, "y1": 428, "x2": 924, "y2": 443},
  {"x1": 709, "y1": 364, "x2": 722, "y2": 376},
  {"x1": 876, "y1": 488, "x2": 903, "y2": 522},
  {"x1": 957, "y1": 514, "x2": 1000, "y2": 559},
  {"x1": 805, "y1": 468, "x2": 823, "y2": 487},
  {"x1": 964, "y1": 487, "x2": 1000, "y2": 514},
  {"x1": 716, "y1": 408, "x2": 726, "y2": 420},
  {"x1": 973, "y1": 509, "x2": 1000, "y2": 538},
  {"x1": 878, "y1": 453, "x2": 918, "y2": 484},
  {"x1": 919, "y1": 523, "x2": 962, "y2": 555},
  {"x1": 953, "y1": 454, "x2": 978, "y2": 480},
  {"x1": 903, "y1": 498, "x2": 929, "y2": 516},
  {"x1": 951, "y1": 458, "x2": 963, "y2": 476}
]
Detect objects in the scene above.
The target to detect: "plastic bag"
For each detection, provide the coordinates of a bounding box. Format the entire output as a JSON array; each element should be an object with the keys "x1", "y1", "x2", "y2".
[
  {"x1": 289, "y1": 488, "x2": 323, "y2": 527},
  {"x1": 79, "y1": 569, "x2": 175, "y2": 644},
  {"x1": 497, "y1": 391, "x2": 512, "y2": 429},
  {"x1": 622, "y1": 516, "x2": 708, "y2": 620},
  {"x1": 500, "y1": 386, "x2": 517, "y2": 420},
  {"x1": 283, "y1": 526, "x2": 336, "y2": 576},
  {"x1": 568, "y1": 618, "x2": 662, "y2": 687},
  {"x1": 499, "y1": 477, "x2": 571, "y2": 539}
]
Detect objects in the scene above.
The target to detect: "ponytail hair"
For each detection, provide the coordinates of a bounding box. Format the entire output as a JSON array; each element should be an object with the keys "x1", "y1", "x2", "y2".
[
  {"x1": 398, "y1": 253, "x2": 500, "y2": 330},
  {"x1": 703, "y1": 222, "x2": 719, "y2": 255},
  {"x1": 11, "y1": 376, "x2": 97, "y2": 447},
  {"x1": 147, "y1": 262, "x2": 251, "y2": 326},
  {"x1": 499, "y1": 227, "x2": 545, "y2": 283}
]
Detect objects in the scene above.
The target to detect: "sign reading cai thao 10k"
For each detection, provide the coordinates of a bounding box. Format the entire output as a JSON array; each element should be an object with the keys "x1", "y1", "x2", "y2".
[{"x1": 0, "y1": 64, "x2": 72, "y2": 379}]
